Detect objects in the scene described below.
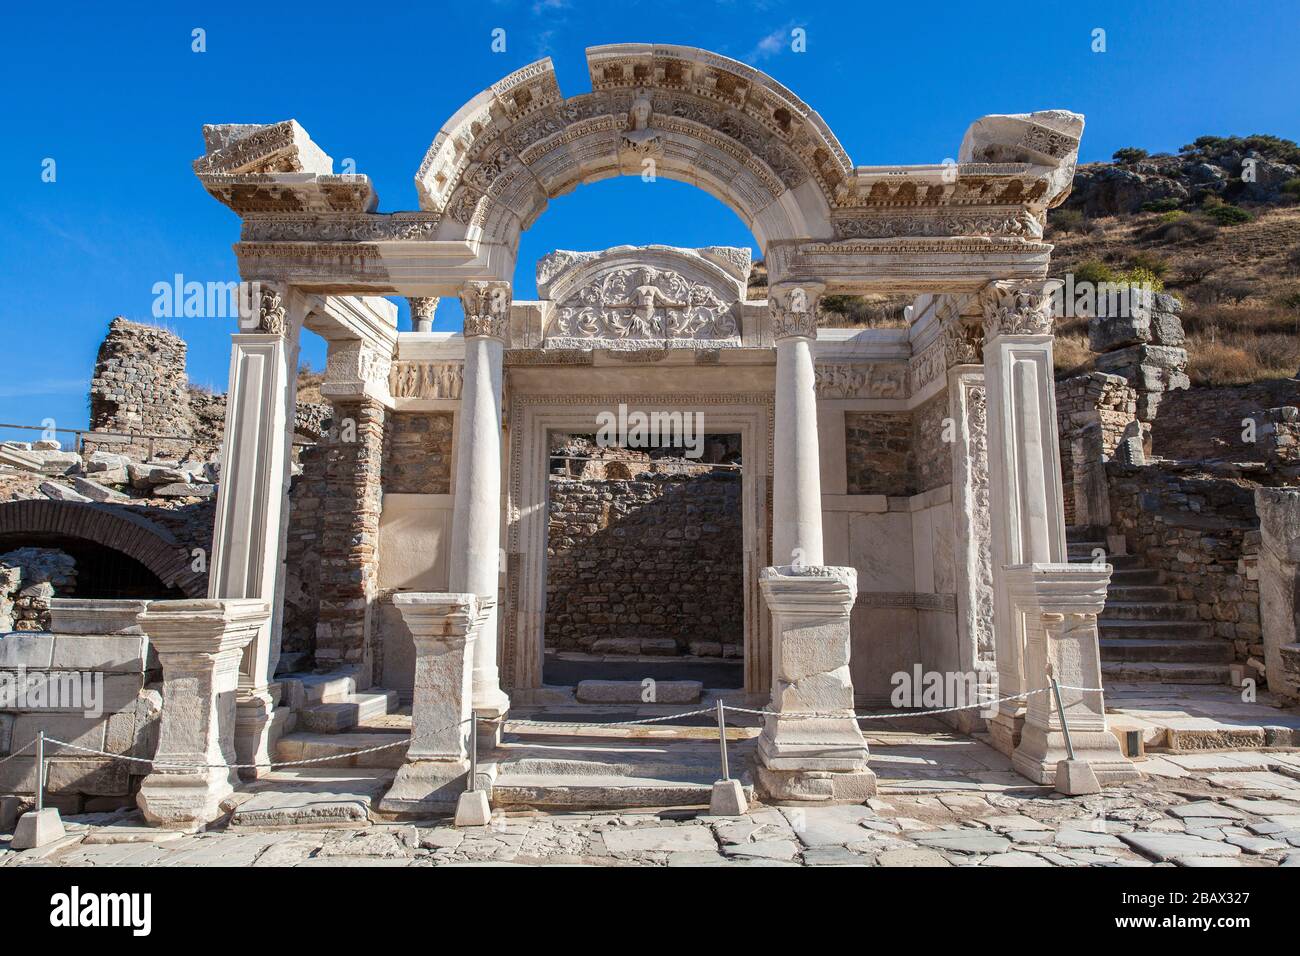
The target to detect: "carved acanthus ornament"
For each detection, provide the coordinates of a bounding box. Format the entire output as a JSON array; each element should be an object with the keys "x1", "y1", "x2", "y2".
[
  {"x1": 979, "y1": 279, "x2": 1061, "y2": 339},
  {"x1": 408, "y1": 296, "x2": 438, "y2": 332},
  {"x1": 769, "y1": 282, "x2": 824, "y2": 341},
  {"x1": 460, "y1": 281, "x2": 511, "y2": 339}
]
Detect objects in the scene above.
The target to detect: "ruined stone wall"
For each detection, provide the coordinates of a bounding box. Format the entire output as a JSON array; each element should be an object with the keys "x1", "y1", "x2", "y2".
[
  {"x1": 89, "y1": 318, "x2": 193, "y2": 456},
  {"x1": 383, "y1": 412, "x2": 454, "y2": 494},
  {"x1": 1152, "y1": 380, "x2": 1300, "y2": 463},
  {"x1": 1105, "y1": 462, "x2": 1262, "y2": 669},
  {"x1": 846, "y1": 412, "x2": 913, "y2": 496},
  {"x1": 1057, "y1": 372, "x2": 1138, "y2": 526},
  {"x1": 282, "y1": 443, "x2": 328, "y2": 668},
  {"x1": 545, "y1": 471, "x2": 743, "y2": 656},
  {"x1": 912, "y1": 393, "x2": 952, "y2": 494},
  {"x1": 845, "y1": 397, "x2": 950, "y2": 498}
]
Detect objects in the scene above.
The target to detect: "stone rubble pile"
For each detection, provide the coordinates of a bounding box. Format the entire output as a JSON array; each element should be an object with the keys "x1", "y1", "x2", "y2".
[
  {"x1": 1089, "y1": 290, "x2": 1189, "y2": 426},
  {"x1": 0, "y1": 547, "x2": 77, "y2": 632},
  {"x1": 1, "y1": 440, "x2": 220, "y2": 504}
]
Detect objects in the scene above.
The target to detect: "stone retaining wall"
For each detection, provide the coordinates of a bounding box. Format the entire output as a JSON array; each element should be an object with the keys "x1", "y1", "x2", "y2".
[
  {"x1": 545, "y1": 471, "x2": 743, "y2": 656},
  {"x1": 1105, "y1": 462, "x2": 1263, "y2": 671}
]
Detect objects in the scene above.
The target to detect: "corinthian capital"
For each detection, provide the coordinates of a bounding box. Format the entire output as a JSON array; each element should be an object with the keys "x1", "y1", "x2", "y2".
[
  {"x1": 408, "y1": 296, "x2": 439, "y2": 333},
  {"x1": 769, "y1": 280, "x2": 826, "y2": 341},
  {"x1": 460, "y1": 281, "x2": 511, "y2": 339},
  {"x1": 979, "y1": 279, "x2": 1061, "y2": 339}
]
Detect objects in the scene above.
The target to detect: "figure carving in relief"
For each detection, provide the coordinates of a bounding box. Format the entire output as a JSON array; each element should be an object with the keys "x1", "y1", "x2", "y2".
[{"x1": 621, "y1": 91, "x2": 661, "y2": 155}]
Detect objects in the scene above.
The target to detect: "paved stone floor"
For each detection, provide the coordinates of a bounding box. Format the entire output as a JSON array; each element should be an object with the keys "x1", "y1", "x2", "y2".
[{"x1": 6, "y1": 742, "x2": 1300, "y2": 867}]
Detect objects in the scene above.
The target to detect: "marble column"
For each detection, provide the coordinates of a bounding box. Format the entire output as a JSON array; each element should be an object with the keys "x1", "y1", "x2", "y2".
[
  {"x1": 379, "y1": 593, "x2": 482, "y2": 814},
  {"x1": 769, "y1": 281, "x2": 826, "y2": 568},
  {"x1": 450, "y1": 281, "x2": 511, "y2": 733},
  {"x1": 408, "y1": 296, "x2": 438, "y2": 334},
  {"x1": 208, "y1": 283, "x2": 301, "y2": 772},
  {"x1": 136, "y1": 599, "x2": 270, "y2": 829}
]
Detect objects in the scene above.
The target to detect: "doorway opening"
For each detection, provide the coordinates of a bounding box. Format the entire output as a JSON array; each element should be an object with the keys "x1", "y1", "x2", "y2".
[{"x1": 542, "y1": 431, "x2": 745, "y2": 689}]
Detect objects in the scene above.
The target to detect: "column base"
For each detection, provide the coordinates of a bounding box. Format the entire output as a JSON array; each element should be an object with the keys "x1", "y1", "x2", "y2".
[
  {"x1": 378, "y1": 759, "x2": 470, "y2": 815},
  {"x1": 137, "y1": 768, "x2": 236, "y2": 831},
  {"x1": 1012, "y1": 728, "x2": 1141, "y2": 786},
  {"x1": 987, "y1": 710, "x2": 1023, "y2": 756},
  {"x1": 754, "y1": 763, "x2": 877, "y2": 803},
  {"x1": 234, "y1": 690, "x2": 287, "y2": 780}
]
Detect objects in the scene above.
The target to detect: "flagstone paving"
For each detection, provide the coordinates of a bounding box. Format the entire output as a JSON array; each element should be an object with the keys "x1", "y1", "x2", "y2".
[{"x1": 6, "y1": 760, "x2": 1300, "y2": 867}]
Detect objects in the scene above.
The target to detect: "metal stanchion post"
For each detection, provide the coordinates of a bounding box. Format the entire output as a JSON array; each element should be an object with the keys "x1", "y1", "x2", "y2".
[
  {"x1": 715, "y1": 699, "x2": 729, "y2": 781},
  {"x1": 35, "y1": 731, "x2": 45, "y2": 813},
  {"x1": 468, "y1": 714, "x2": 478, "y2": 792},
  {"x1": 1049, "y1": 676, "x2": 1076, "y2": 761}
]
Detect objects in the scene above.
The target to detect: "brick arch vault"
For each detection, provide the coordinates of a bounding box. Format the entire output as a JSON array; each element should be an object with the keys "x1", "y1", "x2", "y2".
[{"x1": 0, "y1": 500, "x2": 206, "y2": 598}]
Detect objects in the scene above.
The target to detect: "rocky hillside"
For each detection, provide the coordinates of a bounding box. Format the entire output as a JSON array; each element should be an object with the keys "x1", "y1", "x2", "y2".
[
  {"x1": 787, "y1": 135, "x2": 1300, "y2": 387},
  {"x1": 1050, "y1": 135, "x2": 1300, "y2": 386}
]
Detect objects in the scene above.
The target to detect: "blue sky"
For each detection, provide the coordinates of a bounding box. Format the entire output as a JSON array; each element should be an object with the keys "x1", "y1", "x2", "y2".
[{"x1": 1, "y1": 0, "x2": 1296, "y2": 438}]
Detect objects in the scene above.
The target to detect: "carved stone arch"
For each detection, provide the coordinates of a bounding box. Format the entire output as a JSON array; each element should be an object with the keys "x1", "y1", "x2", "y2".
[
  {"x1": 0, "y1": 500, "x2": 206, "y2": 597},
  {"x1": 415, "y1": 44, "x2": 845, "y2": 252}
]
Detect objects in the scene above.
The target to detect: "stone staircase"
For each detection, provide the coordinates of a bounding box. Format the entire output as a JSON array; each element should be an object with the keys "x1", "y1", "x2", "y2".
[
  {"x1": 1067, "y1": 535, "x2": 1233, "y2": 684},
  {"x1": 274, "y1": 670, "x2": 408, "y2": 770}
]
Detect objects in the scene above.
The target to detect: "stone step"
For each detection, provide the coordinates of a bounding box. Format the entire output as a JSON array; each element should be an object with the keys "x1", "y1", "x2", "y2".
[
  {"x1": 1105, "y1": 554, "x2": 1145, "y2": 570},
  {"x1": 491, "y1": 774, "x2": 753, "y2": 809},
  {"x1": 279, "y1": 670, "x2": 359, "y2": 710},
  {"x1": 298, "y1": 690, "x2": 400, "y2": 734},
  {"x1": 1100, "y1": 638, "x2": 1235, "y2": 664},
  {"x1": 1102, "y1": 661, "x2": 1232, "y2": 684},
  {"x1": 1099, "y1": 601, "x2": 1201, "y2": 622},
  {"x1": 1107, "y1": 585, "x2": 1178, "y2": 602},
  {"x1": 1066, "y1": 542, "x2": 1106, "y2": 559},
  {"x1": 1109, "y1": 568, "x2": 1163, "y2": 586},
  {"x1": 1099, "y1": 620, "x2": 1215, "y2": 641},
  {"x1": 274, "y1": 731, "x2": 409, "y2": 770},
  {"x1": 574, "y1": 679, "x2": 702, "y2": 704}
]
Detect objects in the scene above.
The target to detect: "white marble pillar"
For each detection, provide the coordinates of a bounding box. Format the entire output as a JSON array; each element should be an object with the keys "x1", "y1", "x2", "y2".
[
  {"x1": 978, "y1": 279, "x2": 1069, "y2": 754},
  {"x1": 450, "y1": 281, "x2": 511, "y2": 729},
  {"x1": 769, "y1": 282, "x2": 826, "y2": 567},
  {"x1": 136, "y1": 599, "x2": 270, "y2": 829},
  {"x1": 208, "y1": 283, "x2": 301, "y2": 772},
  {"x1": 408, "y1": 296, "x2": 438, "y2": 334},
  {"x1": 379, "y1": 593, "x2": 482, "y2": 814}
]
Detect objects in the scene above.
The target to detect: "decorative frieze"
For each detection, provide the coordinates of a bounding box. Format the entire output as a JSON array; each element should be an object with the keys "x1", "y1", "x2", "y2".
[
  {"x1": 242, "y1": 213, "x2": 442, "y2": 243},
  {"x1": 814, "y1": 363, "x2": 909, "y2": 399},
  {"x1": 389, "y1": 361, "x2": 464, "y2": 400}
]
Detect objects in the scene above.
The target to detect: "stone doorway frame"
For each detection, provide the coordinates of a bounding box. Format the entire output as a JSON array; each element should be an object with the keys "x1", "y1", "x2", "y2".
[{"x1": 504, "y1": 392, "x2": 774, "y2": 698}]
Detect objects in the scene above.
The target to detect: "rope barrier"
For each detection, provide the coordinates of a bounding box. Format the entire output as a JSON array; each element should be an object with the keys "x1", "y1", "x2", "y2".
[
  {"x1": 21, "y1": 684, "x2": 1108, "y2": 777},
  {"x1": 0, "y1": 739, "x2": 35, "y2": 766}
]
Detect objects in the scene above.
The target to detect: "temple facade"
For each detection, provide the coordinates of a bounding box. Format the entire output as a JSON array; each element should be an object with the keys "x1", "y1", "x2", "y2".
[{"x1": 129, "y1": 44, "x2": 1139, "y2": 827}]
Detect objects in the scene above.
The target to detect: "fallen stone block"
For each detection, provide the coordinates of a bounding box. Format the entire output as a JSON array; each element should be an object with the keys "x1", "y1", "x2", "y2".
[
  {"x1": 151, "y1": 482, "x2": 215, "y2": 498},
  {"x1": 70, "y1": 476, "x2": 131, "y2": 503},
  {"x1": 38, "y1": 481, "x2": 92, "y2": 503},
  {"x1": 575, "y1": 679, "x2": 702, "y2": 704}
]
